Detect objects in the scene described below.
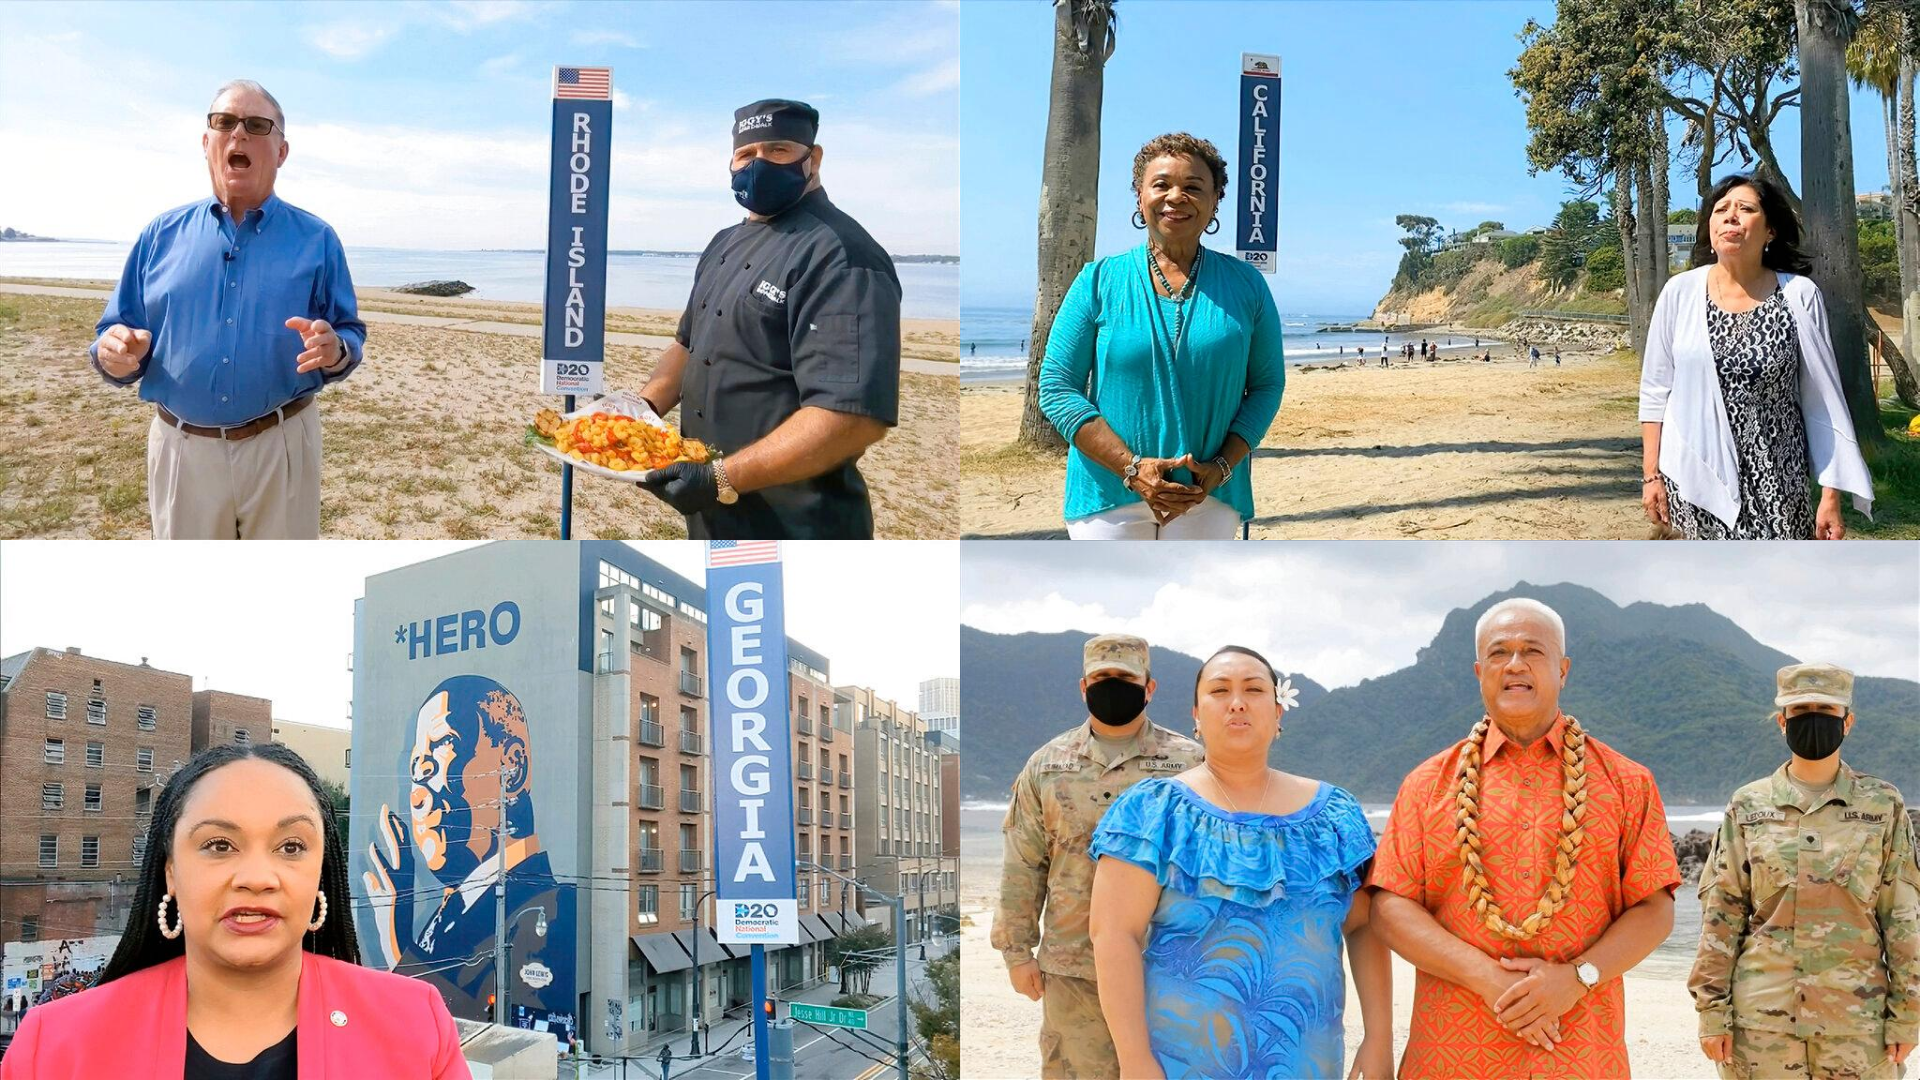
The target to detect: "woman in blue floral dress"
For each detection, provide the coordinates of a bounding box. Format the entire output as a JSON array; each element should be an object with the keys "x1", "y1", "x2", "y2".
[{"x1": 1090, "y1": 646, "x2": 1393, "y2": 1079}]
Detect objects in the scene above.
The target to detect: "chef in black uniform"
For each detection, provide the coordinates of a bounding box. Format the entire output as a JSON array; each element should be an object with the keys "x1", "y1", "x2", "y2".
[{"x1": 636, "y1": 99, "x2": 901, "y2": 539}]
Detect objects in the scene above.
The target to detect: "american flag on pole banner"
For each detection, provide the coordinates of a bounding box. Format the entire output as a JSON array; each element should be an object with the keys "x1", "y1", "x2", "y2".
[
  {"x1": 707, "y1": 541, "x2": 780, "y2": 568},
  {"x1": 555, "y1": 67, "x2": 612, "y2": 100}
]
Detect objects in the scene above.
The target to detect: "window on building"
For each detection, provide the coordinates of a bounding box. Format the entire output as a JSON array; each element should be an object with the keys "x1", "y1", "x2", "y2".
[
  {"x1": 42, "y1": 783, "x2": 63, "y2": 810},
  {"x1": 135, "y1": 787, "x2": 152, "y2": 816},
  {"x1": 344, "y1": 748, "x2": 351, "y2": 769},
  {"x1": 38, "y1": 835, "x2": 57, "y2": 867},
  {"x1": 46, "y1": 691, "x2": 67, "y2": 719},
  {"x1": 680, "y1": 884, "x2": 696, "y2": 921},
  {"x1": 138, "y1": 747, "x2": 154, "y2": 772},
  {"x1": 87, "y1": 741, "x2": 104, "y2": 768},
  {"x1": 680, "y1": 647, "x2": 697, "y2": 673},
  {"x1": 133, "y1": 834, "x2": 148, "y2": 863},
  {"x1": 87, "y1": 697, "x2": 106, "y2": 725},
  {"x1": 20, "y1": 916, "x2": 38, "y2": 942},
  {"x1": 81, "y1": 836, "x2": 99, "y2": 867},
  {"x1": 44, "y1": 738, "x2": 64, "y2": 764},
  {"x1": 233, "y1": 729, "x2": 250, "y2": 745},
  {"x1": 817, "y1": 880, "x2": 829, "y2": 906},
  {"x1": 85, "y1": 784, "x2": 102, "y2": 811},
  {"x1": 637, "y1": 886, "x2": 659, "y2": 925},
  {"x1": 137, "y1": 705, "x2": 157, "y2": 730}
]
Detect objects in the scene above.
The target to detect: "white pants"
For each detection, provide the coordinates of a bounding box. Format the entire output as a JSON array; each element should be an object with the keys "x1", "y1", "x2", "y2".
[
  {"x1": 146, "y1": 404, "x2": 322, "y2": 539},
  {"x1": 1066, "y1": 496, "x2": 1242, "y2": 539}
]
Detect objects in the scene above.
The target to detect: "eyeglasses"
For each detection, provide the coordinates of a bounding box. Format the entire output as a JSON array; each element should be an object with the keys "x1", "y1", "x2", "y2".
[{"x1": 207, "y1": 113, "x2": 279, "y2": 136}]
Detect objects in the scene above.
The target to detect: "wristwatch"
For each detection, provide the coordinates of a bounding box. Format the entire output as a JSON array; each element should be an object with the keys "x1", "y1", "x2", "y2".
[
  {"x1": 1574, "y1": 961, "x2": 1601, "y2": 992},
  {"x1": 713, "y1": 456, "x2": 740, "y2": 505},
  {"x1": 1212, "y1": 454, "x2": 1233, "y2": 484},
  {"x1": 1122, "y1": 453, "x2": 1142, "y2": 489}
]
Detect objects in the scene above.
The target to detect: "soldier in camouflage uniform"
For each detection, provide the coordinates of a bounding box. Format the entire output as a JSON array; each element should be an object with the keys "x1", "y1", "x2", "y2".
[
  {"x1": 991, "y1": 633, "x2": 1204, "y2": 1079},
  {"x1": 1690, "y1": 663, "x2": 1920, "y2": 1080}
]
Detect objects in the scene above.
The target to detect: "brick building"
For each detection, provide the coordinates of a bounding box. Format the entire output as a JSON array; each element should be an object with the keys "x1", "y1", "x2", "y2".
[
  {"x1": 844, "y1": 686, "x2": 957, "y2": 944},
  {"x1": 0, "y1": 648, "x2": 271, "y2": 955}
]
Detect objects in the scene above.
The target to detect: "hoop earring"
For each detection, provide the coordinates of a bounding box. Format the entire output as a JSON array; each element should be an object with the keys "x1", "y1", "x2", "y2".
[
  {"x1": 307, "y1": 892, "x2": 328, "y2": 933},
  {"x1": 157, "y1": 893, "x2": 183, "y2": 940},
  {"x1": 1205, "y1": 217, "x2": 1221, "y2": 235},
  {"x1": 1131, "y1": 210, "x2": 1147, "y2": 230}
]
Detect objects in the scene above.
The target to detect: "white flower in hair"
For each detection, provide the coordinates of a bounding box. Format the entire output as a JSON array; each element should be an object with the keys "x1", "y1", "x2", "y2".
[{"x1": 1276, "y1": 677, "x2": 1301, "y2": 712}]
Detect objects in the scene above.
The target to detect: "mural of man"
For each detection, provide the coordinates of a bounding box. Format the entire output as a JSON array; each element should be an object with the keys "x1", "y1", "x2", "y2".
[{"x1": 361, "y1": 675, "x2": 575, "y2": 1039}]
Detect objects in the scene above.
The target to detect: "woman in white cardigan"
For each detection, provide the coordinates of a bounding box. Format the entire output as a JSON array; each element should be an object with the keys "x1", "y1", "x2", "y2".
[{"x1": 1639, "y1": 173, "x2": 1874, "y2": 539}]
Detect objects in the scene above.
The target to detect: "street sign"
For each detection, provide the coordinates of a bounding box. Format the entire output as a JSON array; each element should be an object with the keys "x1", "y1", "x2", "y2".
[{"x1": 788, "y1": 1002, "x2": 871, "y2": 1030}]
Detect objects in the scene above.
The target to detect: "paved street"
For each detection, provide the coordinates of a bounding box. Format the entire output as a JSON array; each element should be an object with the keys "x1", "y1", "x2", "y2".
[{"x1": 558, "y1": 939, "x2": 953, "y2": 1080}]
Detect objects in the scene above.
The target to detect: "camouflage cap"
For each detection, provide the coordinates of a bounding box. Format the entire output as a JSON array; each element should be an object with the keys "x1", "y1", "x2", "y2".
[
  {"x1": 1775, "y1": 662, "x2": 1854, "y2": 709},
  {"x1": 1084, "y1": 633, "x2": 1149, "y2": 679}
]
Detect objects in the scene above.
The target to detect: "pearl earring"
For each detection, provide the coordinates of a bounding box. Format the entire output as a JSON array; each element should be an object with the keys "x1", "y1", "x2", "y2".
[
  {"x1": 157, "y1": 893, "x2": 183, "y2": 940},
  {"x1": 307, "y1": 891, "x2": 327, "y2": 933}
]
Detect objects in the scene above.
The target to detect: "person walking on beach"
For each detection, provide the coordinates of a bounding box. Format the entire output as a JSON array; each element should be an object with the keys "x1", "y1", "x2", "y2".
[
  {"x1": 1690, "y1": 663, "x2": 1919, "y2": 1080},
  {"x1": 634, "y1": 99, "x2": 899, "y2": 539},
  {"x1": 1530, "y1": 345, "x2": 1541, "y2": 368},
  {"x1": 1036, "y1": 132, "x2": 1285, "y2": 540},
  {"x1": 993, "y1": 634, "x2": 1204, "y2": 1079},
  {"x1": 1640, "y1": 174, "x2": 1873, "y2": 540},
  {"x1": 1553, "y1": 347, "x2": 1560, "y2": 366},
  {"x1": 1368, "y1": 598, "x2": 1680, "y2": 1079},
  {"x1": 89, "y1": 80, "x2": 364, "y2": 540}
]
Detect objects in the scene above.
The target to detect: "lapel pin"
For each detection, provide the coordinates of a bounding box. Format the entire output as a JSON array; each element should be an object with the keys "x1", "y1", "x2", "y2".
[{"x1": 330, "y1": 1010, "x2": 348, "y2": 1027}]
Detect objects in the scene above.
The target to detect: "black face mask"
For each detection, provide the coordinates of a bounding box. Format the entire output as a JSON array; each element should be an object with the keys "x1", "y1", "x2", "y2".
[
  {"x1": 1085, "y1": 677, "x2": 1147, "y2": 727},
  {"x1": 1784, "y1": 709, "x2": 1847, "y2": 761}
]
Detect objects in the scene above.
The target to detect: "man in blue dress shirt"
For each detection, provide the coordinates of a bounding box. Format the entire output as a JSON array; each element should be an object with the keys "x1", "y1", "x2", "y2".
[{"x1": 90, "y1": 80, "x2": 365, "y2": 539}]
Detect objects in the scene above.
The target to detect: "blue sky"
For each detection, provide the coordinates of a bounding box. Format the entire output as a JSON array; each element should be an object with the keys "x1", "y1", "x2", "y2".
[
  {"x1": 961, "y1": 0, "x2": 1899, "y2": 314},
  {"x1": 0, "y1": 0, "x2": 958, "y2": 252}
]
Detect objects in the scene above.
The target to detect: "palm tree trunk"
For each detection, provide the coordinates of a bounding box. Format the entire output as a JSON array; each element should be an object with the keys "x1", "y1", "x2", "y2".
[
  {"x1": 1018, "y1": 1, "x2": 1111, "y2": 452},
  {"x1": 1897, "y1": 53, "x2": 1920, "y2": 407},
  {"x1": 1796, "y1": 0, "x2": 1886, "y2": 449}
]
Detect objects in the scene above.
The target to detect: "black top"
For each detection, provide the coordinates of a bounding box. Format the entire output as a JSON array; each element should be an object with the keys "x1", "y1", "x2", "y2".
[
  {"x1": 185, "y1": 1028, "x2": 297, "y2": 1080},
  {"x1": 675, "y1": 187, "x2": 902, "y2": 539}
]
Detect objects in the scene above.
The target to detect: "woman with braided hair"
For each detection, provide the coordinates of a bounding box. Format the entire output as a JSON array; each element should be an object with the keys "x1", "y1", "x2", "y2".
[
  {"x1": 1087, "y1": 646, "x2": 1392, "y2": 1079},
  {"x1": 1367, "y1": 598, "x2": 1682, "y2": 1080},
  {"x1": 0, "y1": 743, "x2": 470, "y2": 1079}
]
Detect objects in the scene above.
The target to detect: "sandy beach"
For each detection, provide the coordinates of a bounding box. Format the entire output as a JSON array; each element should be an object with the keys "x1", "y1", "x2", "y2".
[
  {"x1": 962, "y1": 341, "x2": 1649, "y2": 539},
  {"x1": 959, "y1": 886, "x2": 1713, "y2": 1080},
  {"x1": 0, "y1": 281, "x2": 957, "y2": 538}
]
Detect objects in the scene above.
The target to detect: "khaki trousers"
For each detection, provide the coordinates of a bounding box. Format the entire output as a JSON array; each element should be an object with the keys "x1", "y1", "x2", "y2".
[
  {"x1": 1038, "y1": 973, "x2": 1119, "y2": 1080},
  {"x1": 146, "y1": 404, "x2": 321, "y2": 539}
]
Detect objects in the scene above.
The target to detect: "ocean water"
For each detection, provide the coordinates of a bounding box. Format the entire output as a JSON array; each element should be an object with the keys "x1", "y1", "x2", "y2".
[
  {"x1": 960, "y1": 802, "x2": 1712, "y2": 978},
  {"x1": 0, "y1": 242, "x2": 958, "y2": 322},
  {"x1": 960, "y1": 305, "x2": 1495, "y2": 384}
]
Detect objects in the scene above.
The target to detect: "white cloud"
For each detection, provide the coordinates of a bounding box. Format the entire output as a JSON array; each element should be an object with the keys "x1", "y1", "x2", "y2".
[
  {"x1": 890, "y1": 58, "x2": 960, "y2": 99},
  {"x1": 480, "y1": 53, "x2": 521, "y2": 77},
  {"x1": 436, "y1": 0, "x2": 536, "y2": 30},
  {"x1": 610, "y1": 88, "x2": 635, "y2": 112},
  {"x1": 306, "y1": 21, "x2": 399, "y2": 60},
  {"x1": 573, "y1": 29, "x2": 642, "y2": 49},
  {"x1": 1444, "y1": 201, "x2": 1509, "y2": 217},
  {"x1": 960, "y1": 543, "x2": 1920, "y2": 689}
]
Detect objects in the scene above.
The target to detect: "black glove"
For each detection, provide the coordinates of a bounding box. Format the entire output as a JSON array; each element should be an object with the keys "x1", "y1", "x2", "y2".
[{"x1": 636, "y1": 461, "x2": 720, "y2": 515}]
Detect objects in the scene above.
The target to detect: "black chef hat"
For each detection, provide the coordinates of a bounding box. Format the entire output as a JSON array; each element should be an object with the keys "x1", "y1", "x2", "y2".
[{"x1": 732, "y1": 99, "x2": 819, "y2": 150}]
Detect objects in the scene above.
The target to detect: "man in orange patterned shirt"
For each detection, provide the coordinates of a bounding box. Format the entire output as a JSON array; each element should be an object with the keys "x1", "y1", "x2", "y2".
[{"x1": 1370, "y1": 598, "x2": 1680, "y2": 1080}]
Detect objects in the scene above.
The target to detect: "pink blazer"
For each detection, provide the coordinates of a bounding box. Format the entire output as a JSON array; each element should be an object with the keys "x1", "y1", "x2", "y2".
[{"x1": 0, "y1": 952, "x2": 472, "y2": 1079}]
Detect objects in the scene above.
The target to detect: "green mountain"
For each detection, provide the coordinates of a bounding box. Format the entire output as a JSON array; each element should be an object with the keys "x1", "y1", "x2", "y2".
[
  {"x1": 963, "y1": 582, "x2": 1919, "y2": 805},
  {"x1": 958, "y1": 629, "x2": 1327, "y2": 801}
]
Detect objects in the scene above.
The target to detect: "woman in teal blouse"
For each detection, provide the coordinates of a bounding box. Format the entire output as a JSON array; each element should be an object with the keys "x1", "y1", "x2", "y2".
[{"x1": 1037, "y1": 132, "x2": 1286, "y2": 539}]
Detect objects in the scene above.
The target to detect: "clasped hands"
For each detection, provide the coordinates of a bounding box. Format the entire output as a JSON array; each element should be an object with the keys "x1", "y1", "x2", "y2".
[
  {"x1": 1124, "y1": 453, "x2": 1225, "y2": 525},
  {"x1": 1481, "y1": 955, "x2": 1587, "y2": 1053}
]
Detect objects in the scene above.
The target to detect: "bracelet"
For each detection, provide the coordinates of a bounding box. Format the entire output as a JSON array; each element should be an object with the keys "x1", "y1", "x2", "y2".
[{"x1": 1642, "y1": 476, "x2": 1661, "y2": 486}]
